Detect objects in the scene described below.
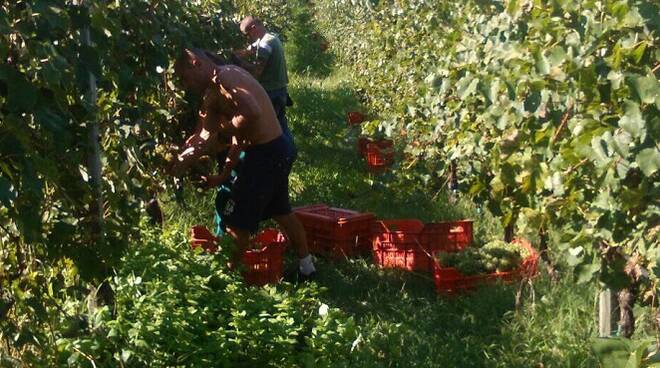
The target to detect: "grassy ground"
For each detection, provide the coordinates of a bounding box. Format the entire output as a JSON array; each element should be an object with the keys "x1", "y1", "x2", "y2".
[
  {"x1": 3, "y1": 6, "x2": 653, "y2": 368},
  {"x1": 154, "y1": 36, "x2": 601, "y2": 367},
  {"x1": 281, "y1": 52, "x2": 599, "y2": 367}
]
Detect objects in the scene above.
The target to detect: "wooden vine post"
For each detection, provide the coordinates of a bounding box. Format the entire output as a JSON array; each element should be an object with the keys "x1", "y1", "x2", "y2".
[
  {"x1": 598, "y1": 244, "x2": 617, "y2": 337},
  {"x1": 76, "y1": 0, "x2": 105, "y2": 244},
  {"x1": 599, "y1": 288, "x2": 617, "y2": 337}
]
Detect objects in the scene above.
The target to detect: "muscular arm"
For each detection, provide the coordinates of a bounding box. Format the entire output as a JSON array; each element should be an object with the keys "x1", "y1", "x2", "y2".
[
  {"x1": 200, "y1": 136, "x2": 241, "y2": 188},
  {"x1": 217, "y1": 137, "x2": 242, "y2": 180},
  {"x1": 172, "y1": 70, "x2": 264, "y2": 177},
  {"x1": 231, "y1": 44, "x2": 266, "y2": 79},
  {"x1": 172, "y1": 91, "x2": 234, "y2": 176},
  {"x1": 185, "y1": 89, "x2": 236, "y2": 145}
]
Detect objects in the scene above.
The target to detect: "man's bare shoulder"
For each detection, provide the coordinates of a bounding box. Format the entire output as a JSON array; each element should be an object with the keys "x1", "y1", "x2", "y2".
[
  {"x1": 213, "y1": 65, "x2": 256, "y2": 86},
  {"x1": 212, "y1": 65, "x2": 268, "y2": 102}
]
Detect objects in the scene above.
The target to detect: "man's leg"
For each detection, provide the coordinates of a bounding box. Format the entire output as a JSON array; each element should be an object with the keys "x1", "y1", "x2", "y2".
[
  {"x1": 273, "y1": 213, "x2": 309, "y2": 258},
  {"x1": 274, "y1": 213, "x2": 316, "y2": 276},
  {"x1": 224, "y1": 225, "x2": 251, "y2": 268}
]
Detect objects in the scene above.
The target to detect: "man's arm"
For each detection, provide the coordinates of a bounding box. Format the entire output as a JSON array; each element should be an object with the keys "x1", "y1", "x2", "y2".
[
  {"x1": 171, "y1": 91, "x2": 235, "y2": 176},
  {"x1": 185, "y1": 89, "x2": 237, "y2": 145},
  {"x1": 232, "y1": 48, "x2": 254, "y2": 59},
  {"x1": 175, "y1": 72, "x2": 262, "y2": 177},
  {"x1": 201, "y1": 137, "x2": 241, "y2": 189},
  {"x1": 231, "y1": 39, "x2": 271, "y2": 79},
  {"x1": 232, "y1": 54, "x2": 265, "y2": 79}
]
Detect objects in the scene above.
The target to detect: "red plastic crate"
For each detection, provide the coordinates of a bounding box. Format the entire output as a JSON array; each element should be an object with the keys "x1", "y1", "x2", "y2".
[
  {"x1": 372, "y1": 220, "x2": 431, "y2": 271},
  {"x1": 294, "y1": 204, "x2": 375, "y2": 259},
  {"x1": 358, "y1": 137, "x2": 393, "y2": 157},
  {"x1": 190, "y1": 226, "x2": 287, "y2": 286},
  {"x1": 347, "y1": 111, "x2": 365, "y2": 125},
  {"x1": 419, "y1": 220, "x2": 473, "y2": 253},
  {"x1": 432, "y1": 238, "x2": 539, "y2": 294},
  {"x1": 241, "y1": 228, "x2": 287, "y2": 286},
  {"x1": 190, "y1": 225, "x2": 218, "y2": 253},
  {"x1": 358, "y1": 136, "x2": 370, "y2": 156},
  {"x1": 365, "y1": 142, "x2": 394, "y2": 173}
]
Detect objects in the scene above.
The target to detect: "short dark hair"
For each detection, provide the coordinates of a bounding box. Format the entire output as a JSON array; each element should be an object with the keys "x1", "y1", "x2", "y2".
[
  {"x1": 175, "y1": 48, "x2": 218, "y2": 74},
  {"x1": 239, "y1": 16, "x2": 262, "y2": 34}
]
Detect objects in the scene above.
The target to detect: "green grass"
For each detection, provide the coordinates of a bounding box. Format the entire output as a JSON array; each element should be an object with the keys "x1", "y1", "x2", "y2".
[
  {"x1": 5, "y1": 4, "x2": 658, "y2": 368},
  {"x1": 5, "y1": 9, "x2": 608, "y2": 368},
  {"x1": 147, "y1": 22, "x2": 602, "y2": 367},
  {"x1": 270, "y1": 50, "x2": 599, "y2": 366}
]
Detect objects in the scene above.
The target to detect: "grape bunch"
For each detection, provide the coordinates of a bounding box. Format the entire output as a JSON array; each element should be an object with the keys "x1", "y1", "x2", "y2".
[{"x1": 436, "y1": 240, "x2": 528, "y2": 276}]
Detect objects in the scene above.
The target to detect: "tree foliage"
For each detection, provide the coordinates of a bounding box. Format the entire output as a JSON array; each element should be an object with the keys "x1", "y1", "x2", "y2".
[{"x1": 314, "y1": 0, "x2": 658, "y2": 300}]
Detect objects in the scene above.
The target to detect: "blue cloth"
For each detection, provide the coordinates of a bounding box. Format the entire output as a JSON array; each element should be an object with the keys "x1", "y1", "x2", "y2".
[
  {"x1": 214, "y1": 185, "x2": 232, "y2": 236},
  {"x1": 213, "y1": 150, "x2": 243, "y2": 236}
]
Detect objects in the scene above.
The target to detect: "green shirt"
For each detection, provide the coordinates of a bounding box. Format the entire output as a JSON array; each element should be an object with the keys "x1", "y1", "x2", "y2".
[{"x1": 250, "y1": 33, "x2": 288, "y2": 91}]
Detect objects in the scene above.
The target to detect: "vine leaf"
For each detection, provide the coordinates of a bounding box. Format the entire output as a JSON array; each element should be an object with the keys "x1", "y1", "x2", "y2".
[
  {"x1": 636, "y1": 148, "x2": 660, "y2": 177},
  {"x1": 618, "y1": 101, "x2": 645, "y2": 139},
  {"x1": 0, "y1": 66, "x2": 38, "y2": 112},
  {"x1": 0, "y1": 177, "x2": 15, "y2": 207},
  {"x1": 629, "y1": 75, "x2": 658, "y2": 104}
]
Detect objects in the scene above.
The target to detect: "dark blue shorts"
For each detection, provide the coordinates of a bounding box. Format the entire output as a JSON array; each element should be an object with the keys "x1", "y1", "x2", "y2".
[
  {"x1": 221, "y1": 135, "x2": 293, "y2": 233},
  {"x1": 267, "y1": 87, "x2": 297, "y2": 159}
]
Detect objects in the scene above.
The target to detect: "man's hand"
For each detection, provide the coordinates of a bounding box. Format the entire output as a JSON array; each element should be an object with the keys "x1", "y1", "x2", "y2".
[
  {"x1": 200, "y1": 173, "x2": 229, "y2": 190},
  {"x1": 167, "y1": 146, "x2": 198, "y2": 177},
  {"x1": 185, "y1": 131, "x2": 210, "y2": 149},
  {"x1": 232, "y1": 48, "x2": 253, "y2": 59}
]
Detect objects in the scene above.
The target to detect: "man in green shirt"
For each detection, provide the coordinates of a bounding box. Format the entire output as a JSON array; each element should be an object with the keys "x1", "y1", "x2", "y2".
[{"x1": 232, "y1": 16, "x2": 296, "y2": 158}]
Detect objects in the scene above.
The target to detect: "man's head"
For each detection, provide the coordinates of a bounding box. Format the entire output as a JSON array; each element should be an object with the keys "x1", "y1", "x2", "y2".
[
  {"x1": 174, "y1": 48, "x2": 215, "y2": 94},
  {"x1": 239, "y1": 16, "x2": 266, "y2": 42}
]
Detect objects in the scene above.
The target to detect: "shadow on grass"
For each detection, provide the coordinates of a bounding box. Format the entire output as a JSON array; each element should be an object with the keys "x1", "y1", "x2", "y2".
[{"x1": 311, "y1": 256, "x2": 529, "y2": 367}]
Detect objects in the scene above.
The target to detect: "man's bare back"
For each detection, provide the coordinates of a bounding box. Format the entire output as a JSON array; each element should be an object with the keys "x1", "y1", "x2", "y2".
[
  {"x1": 202, "y1": 64, "x2": 282, "y2": 146},
  {"x1": 171, "y1": 50, "x2": 283, "y2": 172}
]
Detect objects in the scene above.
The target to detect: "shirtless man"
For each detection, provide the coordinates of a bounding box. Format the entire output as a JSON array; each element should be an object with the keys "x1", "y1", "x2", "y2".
[{"x1": 171, "y1": 48, "x2": 316, "y2": 279}]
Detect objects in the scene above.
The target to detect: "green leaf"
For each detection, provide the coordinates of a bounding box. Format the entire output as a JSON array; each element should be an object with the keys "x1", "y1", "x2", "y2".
[
  {"x1": 591, "y1": 338, "x2": 636, "y2": 368},
  {"x1": 547, "y1": 46, "x2": 567, "y2": 67},
  {"x1": 506, "y1": 0, "x2": 520, "y2": 16},
  {"x1": 612, "y1": 131, "x2": 632, "y2": 158},
  {"x1": 623, "y1": 7, "x2": 644, "y2": 27},
  {"x1": 67, "y1": 352, "x2": 81, "y2": 365},
  {"x1": 618, "y1": 101, "x2": 646, "y2": 139},
  {"x1": 0, "y1": 177, "x2": 15, "y2": 208},
  {"x1": 121, "y1": 349, "x2": 132, "y2": 362},
  {"x1": 631, "y1": 42, "x2": 646, "y2": 64},
  {"x1": 591, "y1": 136, "x2": 612, "y2": 166},
  {"x1": 630, "y1": 75, "x2": 658, "y2": 104},
  {"x1": 456, "y1": 76, "x2": 478, "y2": 100},
  {"x1": 534, "y1": 50, "x2": 549, "y2": 75},
  {"x1": 575, "y1": 262, "x2": 599, "y2": 284},
  {"x1": 566, "y1": 247, "x2": 584, "y2": 267},
  {"x1": 0, "y1": 66, "x2": 38, "y2": 112},
  {"x1": 636, "y1": 148, "x2": 660, "y2": 176},
  {"x1": 607, "y1": 71, "x2": 624, "y2": 90}
]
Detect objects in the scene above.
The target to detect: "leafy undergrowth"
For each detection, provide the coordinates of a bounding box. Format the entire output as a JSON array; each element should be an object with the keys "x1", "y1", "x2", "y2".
[
  {"x1": 1, "y1": 6, "x2": 609, "y2": 368},
  {"x1": 41, "y1": 59, "x2": 600, "y2": 368}
]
